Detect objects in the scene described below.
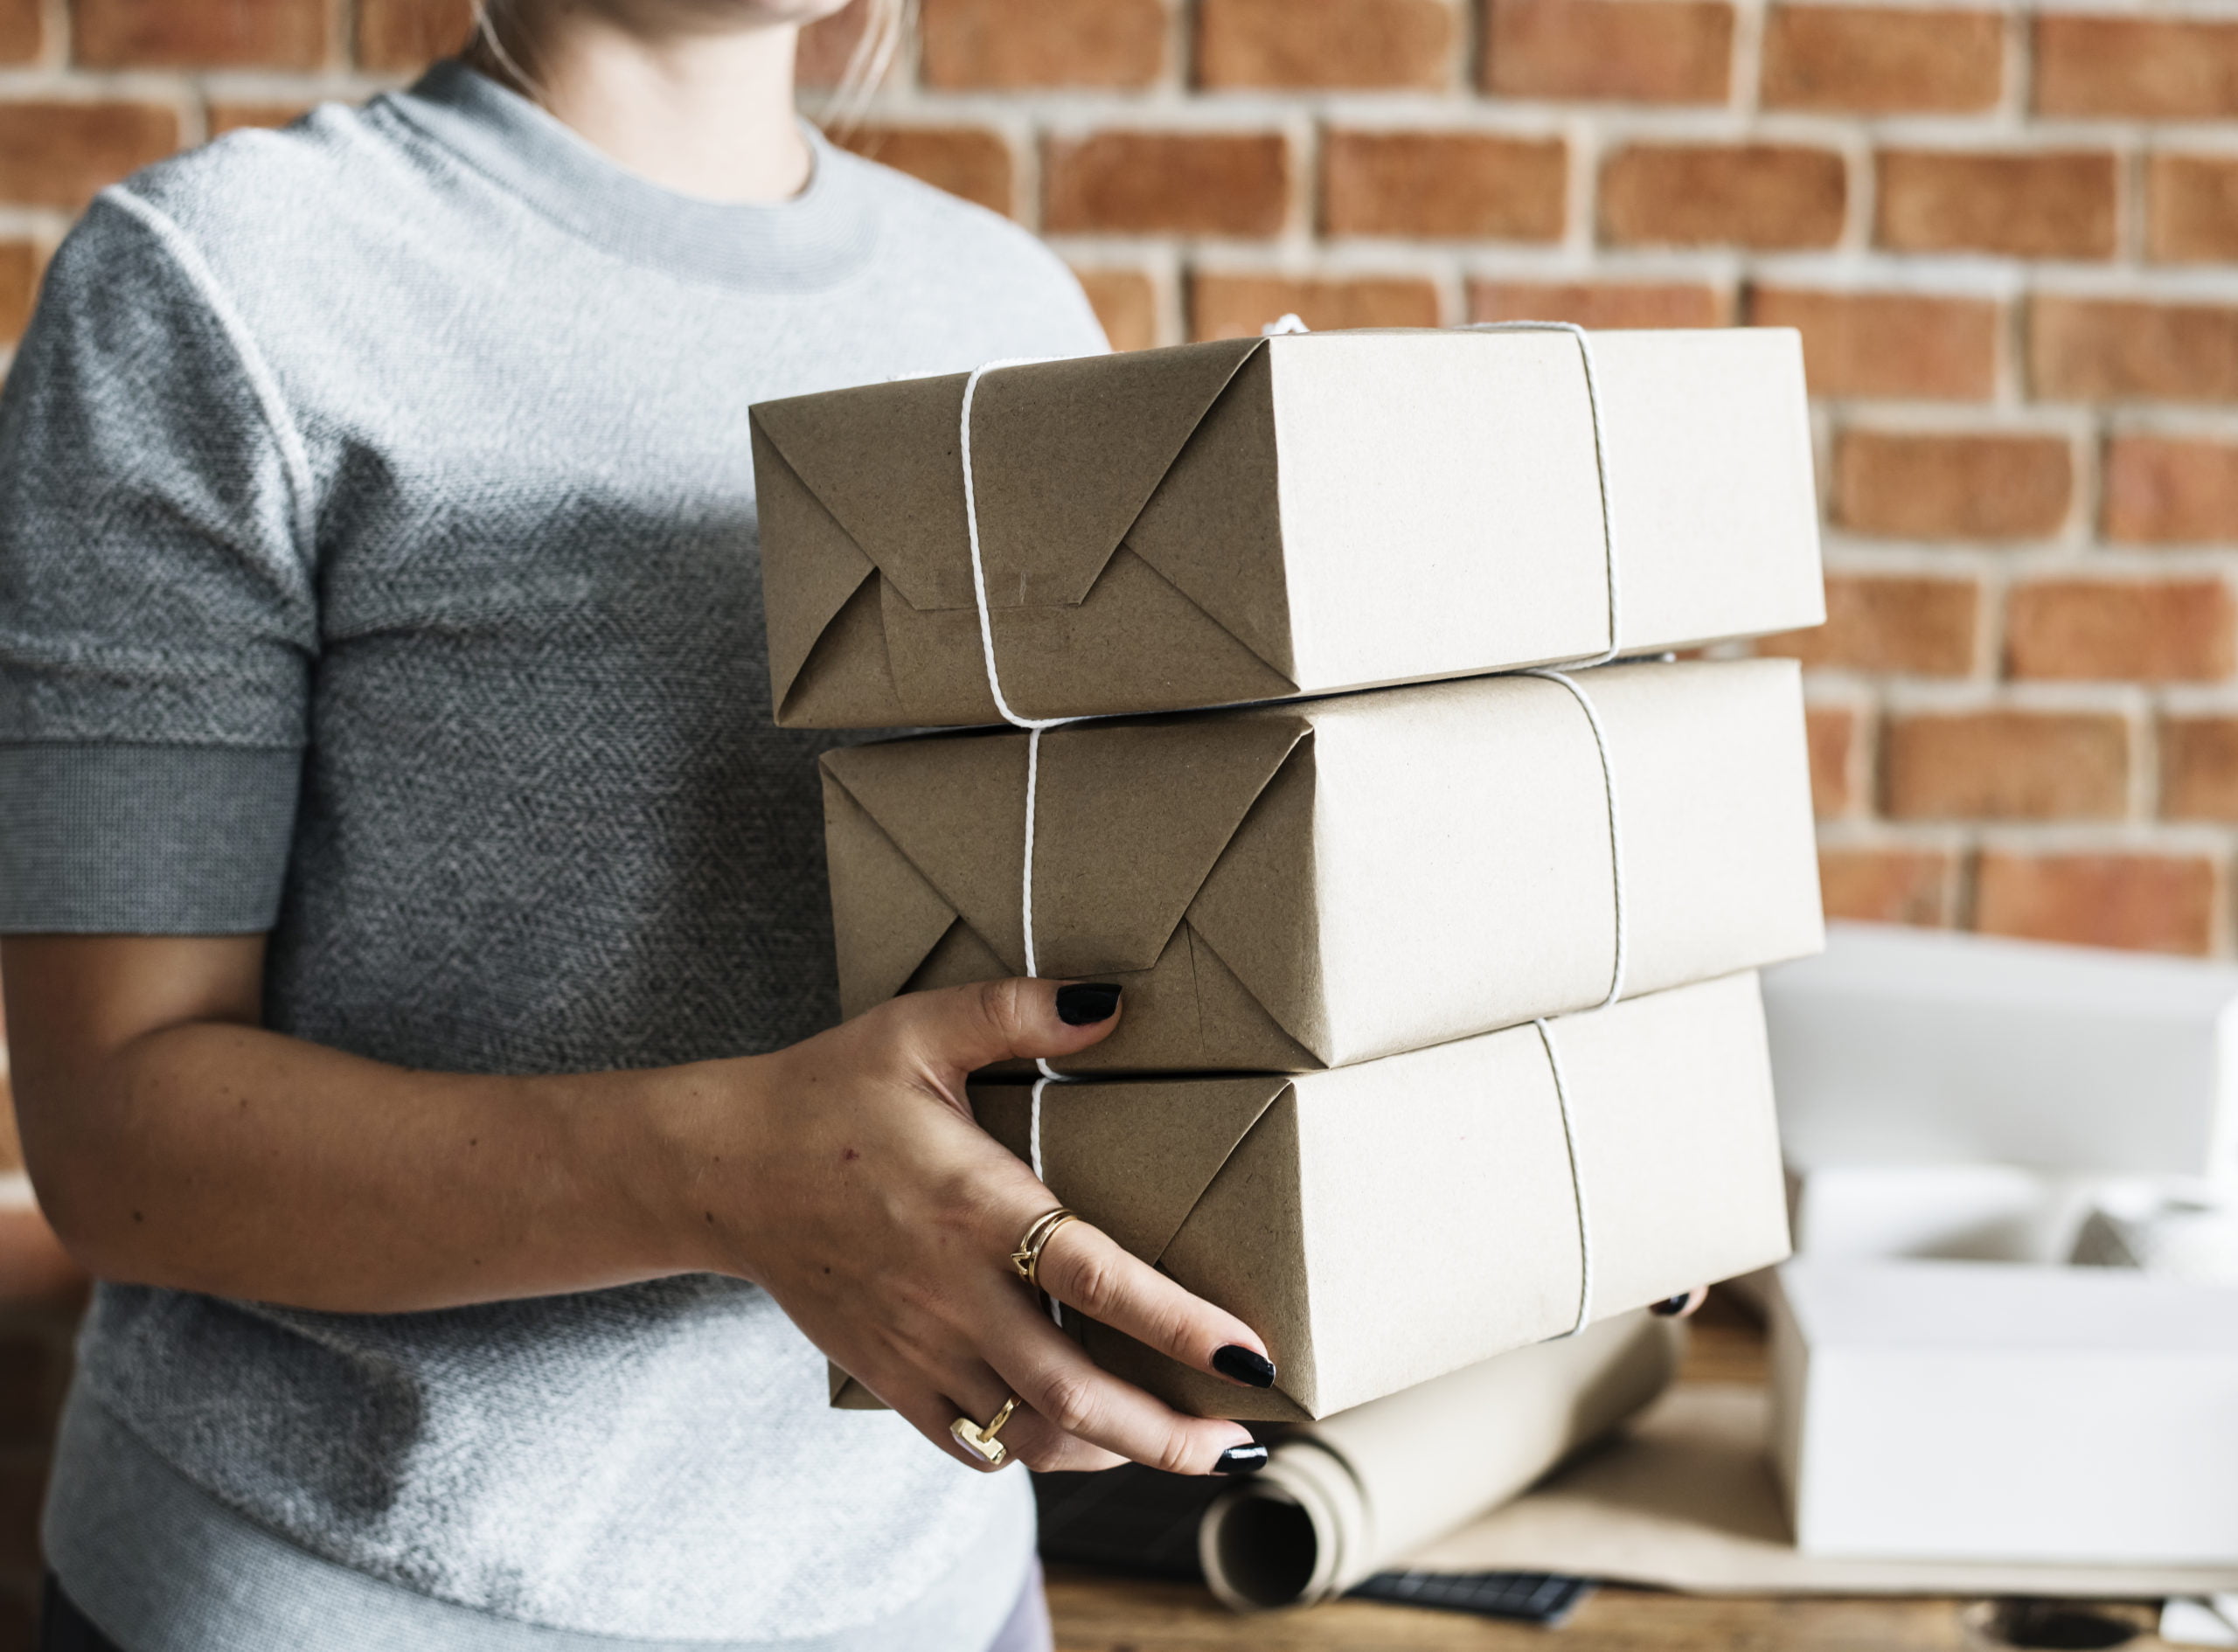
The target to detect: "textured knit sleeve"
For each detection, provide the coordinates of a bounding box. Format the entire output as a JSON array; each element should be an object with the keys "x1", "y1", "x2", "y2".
[{"x1": 0, "y1": 188, "x2": 316, "y2": 934}]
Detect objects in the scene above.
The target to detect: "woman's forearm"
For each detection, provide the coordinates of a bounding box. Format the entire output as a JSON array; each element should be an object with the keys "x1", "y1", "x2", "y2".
[
  {"x1": 71, "y1": 1019, "x2": 725, "y2": 1310},
  {"x1": 4, "y1": 934, "x2": 726, "y2": 1311}
]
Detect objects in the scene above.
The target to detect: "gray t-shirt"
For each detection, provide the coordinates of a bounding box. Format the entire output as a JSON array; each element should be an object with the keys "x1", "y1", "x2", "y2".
[{"x1": 0, "y1": 62, "x2": 1105, "y2": 1650}]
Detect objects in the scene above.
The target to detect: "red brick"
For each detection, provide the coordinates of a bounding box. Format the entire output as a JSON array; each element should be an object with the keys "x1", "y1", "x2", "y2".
[
  {"x1": 1190, "y1": 272, "x2": 1440, "y2": 342},
  {"x1": 1074, "y1": 267, "x2": 1157, "y2": 352},
  {"x1": 2160, "y1": 716, "x2": 2238, "y2": 821},
  {"x1": 1747, "y1": 288, "x2": 1998, "y2": 401},
  {"x1": 0, "y1": 241, "x2": 38, "y2": 347},
  {"x1": 2147, "y1": 155, "x2": 2238, "y2": 265},
  {"x1": 0, "y1": 103, "x2": 178, "y2": 210},
  {"x1": 1807, "y1": 704, "x2": 1861, "y2": 817},
  {"x1": 1484, "y1": 0, "x2": 1733, "y2": 104},
  {"x1": 0, "y1": 0, "x2": 38, "y2": 64},
  {"x1": 356, "y1": 0, "x2": 471, "y2": 73},
  {"x1": 1875, "y1": 150, "x2": 2116, "y2": 260},
  {"x1": 2105, "y1": 436, "x2": 2238, "y2": 546},
  {"x1": 1756, "y1": 573, "x2": 1981, "y2": 675},
  {"x1": 1818, "y1": 847, "x2": 1959, "y2": 927},
  {"x1": 1833, "y1": 431, "x2": 2072, "y2": 542},
  {"x1": 2036, "y1": 16, "x2": 2238, "y2": 120},
  {"x1": 77, "y1": 0, "x2": 325, "y2": 68},
  {"x1": 1199, "y1": 0, "x2": 1454, "y2": 89},
  {"x1": 1323, "y1": 130, "x2": 1565, "y2": 240},
  {"x1": 207, "y1": 101, "x2": 312, "y2": 136},
  {"x1": 1044, "y1": 131, "x2": 1290, "y2": 236},
  {"x1": 1600, "y1": 143, "x2": 1845, "y2": 249},
  {"x1": 1976, "y1": 851, "x2": 2221, "y2": 956},
  {"x1": 2032, "y1": 297, "x2": 2238, "y2": 404},
  {"x1": 1884, "y1": 711, "x2": 2130, "y2": 821},
  {"x1": 921, "y1": 0, "x2": 1164, "y2": 89},
  {"x1": 2007, "y1": 579, "x2": 2236, "y2": 683},
  {"x1": 1468, "y1": 279, "x2": 1727, "y2": 329},
  {"x1": 837, "y1": 126, "x2": 1013, "y2": 216},
  {"x1": 1761, "y1": 5, "x2": 2002, "y2": 113}
]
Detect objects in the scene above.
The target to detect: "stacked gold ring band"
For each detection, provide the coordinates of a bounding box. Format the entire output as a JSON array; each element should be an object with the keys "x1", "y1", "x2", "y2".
[
  {"x1": 1010, "y1": 1207, "x2": 1080, "y2": 1288},
  {"x1": 950, "y1": 1396, "x2": 1019, "y2": 1466}
]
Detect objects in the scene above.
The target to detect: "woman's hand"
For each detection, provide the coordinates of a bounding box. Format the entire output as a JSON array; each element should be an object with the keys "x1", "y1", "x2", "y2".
[{"x1": 664, "y1": 979, "x2": 1272, "y2": 1477}]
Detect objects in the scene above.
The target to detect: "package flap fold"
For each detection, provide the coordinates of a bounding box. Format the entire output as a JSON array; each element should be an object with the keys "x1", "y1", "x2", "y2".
[
  {"x1": 754, "y1": 328, "x2": 1822, "y2": 727},
  {"x1": 956, "y1": 973, "x2": 1790, "y2": 1419},
  {"x1": 823, "y1": 658, "x2": 1824, "y2": 1072}
]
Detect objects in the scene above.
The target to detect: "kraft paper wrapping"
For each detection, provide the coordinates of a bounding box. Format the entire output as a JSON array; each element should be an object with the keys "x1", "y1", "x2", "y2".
[
  {"x1": 752, "y1": 328, "x2": 1823, "y2": 728},
  {"x1": 1198, "y1": 1311, "x2": 1681, "y2": 1610},
  {"x1": 1409, "y1": 1384, "x2": 2238, "y2": 1597},
  {"x1": 825, "y1": 972, "x2": 1790, "y2": 1419},
  {"x1": 822, "y1": 658, "x2": 1824, "y2": 1074}
]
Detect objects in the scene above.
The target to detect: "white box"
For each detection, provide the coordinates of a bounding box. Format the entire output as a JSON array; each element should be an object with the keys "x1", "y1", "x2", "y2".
[
  {"x1": 1787, "y1": 1163, "x2": 2111, "y2": 1266},
  {"x1": 1770, "y1": 1258, "x2": 2238, "y2": 1564},
  {"x1": 1763, "y1": 922, "x2": 2238, "y2": 1180}
]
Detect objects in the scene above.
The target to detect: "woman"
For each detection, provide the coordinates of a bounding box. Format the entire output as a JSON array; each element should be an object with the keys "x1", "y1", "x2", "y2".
[{"x1": 0, "y1": 3, "x2": 1280, "y2": 1648}]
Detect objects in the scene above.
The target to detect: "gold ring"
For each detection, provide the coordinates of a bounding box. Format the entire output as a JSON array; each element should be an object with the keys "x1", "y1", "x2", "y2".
[
  {"x1": 949, "y1": 1396, "x2": 1020, "y2": 1466},
  {"x1": 1010, "y1": 1207, "x2": 1081, "y2": 1288}
]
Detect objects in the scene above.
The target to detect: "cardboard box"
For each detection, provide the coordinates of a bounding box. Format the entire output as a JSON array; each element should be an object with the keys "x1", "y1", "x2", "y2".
[
  {"x1": 1770, "y1": 1258, "x2": 2238, "y2": 1564},
  {"x1": 969, "y1": 972, "x2": 1790, "y2": 1420},
  {"x1": 753, "y1": 328, "x2": 1823, "y2": 728},
  {"x1": 1764, "y1": 923, "x2": 2238, "y2": 1179},
  {"x1": 822, "y1": 657, "x2": 1824, "y2": 1073},
  {"x1": 1785, "y1": 1163, "x2": 2108, "y2": 1267}
]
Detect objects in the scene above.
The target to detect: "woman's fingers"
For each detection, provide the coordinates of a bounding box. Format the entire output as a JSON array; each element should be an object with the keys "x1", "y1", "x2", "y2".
[
  {"x1": 1652, "y1": 1286, "x2": 1710, "y2": 1319},
  {"x1": 983, "y1": 1291, "x2": 1258, "y2": 1476},
  {"x1": 1032, "y1": 1216, "x2": 1276, "y2": 1391}
]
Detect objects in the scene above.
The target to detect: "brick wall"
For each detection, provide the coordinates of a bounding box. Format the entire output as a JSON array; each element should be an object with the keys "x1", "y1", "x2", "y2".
[
  {"x1": 0, "y1": 0, "x2": 2233, "y2": 1627},
  {"x1": 1, "y1": 0, "x2": 2235, "y2": 956}
]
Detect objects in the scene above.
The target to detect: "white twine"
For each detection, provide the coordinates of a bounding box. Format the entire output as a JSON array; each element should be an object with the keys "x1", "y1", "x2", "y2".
[
  {"x1": 959, "y1": 358, "x2": 1077, "y2": 1084},
  {"x1": 971, "y1": 323, "x2": 1635, "y2": 1338},
  {"x1": 1466, "y1": 321, "x2": 1628, "y2": 1339},
  {"x1": 1530, "y1": 1017, "x2": 1595, "y2": 1338},
  {"x1": 1463, "y1": 320, "x2": 1622, "y2": 668}
]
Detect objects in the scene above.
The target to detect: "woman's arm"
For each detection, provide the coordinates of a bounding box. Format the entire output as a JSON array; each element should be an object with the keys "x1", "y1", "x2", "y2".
[
  {"x1": 4, "y1": 934, "x2": 692, "y2": 1308},
  {"x1": 3, "y1": 934, "x2": 1271, "y2": 1475}
]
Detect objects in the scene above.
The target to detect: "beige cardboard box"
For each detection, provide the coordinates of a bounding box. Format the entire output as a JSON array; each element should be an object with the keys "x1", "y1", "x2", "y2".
[
  {"x1": 753, "y1": 328, "x2": 1823, "y2": 727},
  {"x1": 872, "y1": 972, "x2": 1788, "y2": 1421},
  {"x1": 822, "y1": 657, "x2": 1824, "y2": 1072}
]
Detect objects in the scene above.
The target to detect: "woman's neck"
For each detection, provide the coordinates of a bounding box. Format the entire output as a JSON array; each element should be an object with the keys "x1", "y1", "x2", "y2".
[{"x1": 471, "y1": 4, "x2": 811, "y2": 204}]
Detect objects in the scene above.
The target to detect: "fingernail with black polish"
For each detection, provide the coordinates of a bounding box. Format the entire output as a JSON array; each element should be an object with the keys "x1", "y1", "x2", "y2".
[
  {"x1": 1055, "y1": 983, "x2": 1122, "y2": 1025},
  {"x1": 1214, "y1": 1443, "x2": 1269, "y2": 1475},
  {"x1": 1213, "y1": 1345, "x2": 1276, "y2": 1388},
  {"x1": 1651, "y1": 1292, "x2": 1694, "y2": 1317}
]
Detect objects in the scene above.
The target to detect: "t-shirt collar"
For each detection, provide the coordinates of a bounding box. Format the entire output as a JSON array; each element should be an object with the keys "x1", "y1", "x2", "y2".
[{"x1": 381, "y1": 59, "x2": 879, "y2": 292}]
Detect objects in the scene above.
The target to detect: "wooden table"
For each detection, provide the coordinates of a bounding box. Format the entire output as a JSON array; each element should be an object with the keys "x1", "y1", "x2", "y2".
[{"x1": 1047, "y1": 1296, "x2": 2179, "y2": 1652}]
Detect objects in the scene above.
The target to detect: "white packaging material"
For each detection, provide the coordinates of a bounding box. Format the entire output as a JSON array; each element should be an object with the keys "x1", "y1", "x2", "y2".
[
  {"x1": 1763, "y1": 922, "x2": 2238, "y2": 1180},
  {"x1": 2165, "y1": 1599, "x2": 2238, "y2": 1647},
  {"x1": 1770, "y1": 1258, "x2": 2238, "y2": 1564},
  {"x1": 2073, "y1": 1186, "x2": 2238, "y2": 1286},
  {"x1": 1788, "y1": 1163, "x2": 2111, "y2": 1266}
]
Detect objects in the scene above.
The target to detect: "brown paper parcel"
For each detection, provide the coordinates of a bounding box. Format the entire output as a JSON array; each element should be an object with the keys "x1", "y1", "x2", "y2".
[
  {"x1": 831, "y1": 971, "x2": 1791, "y2": 1420},
  {"x1": 820, "y1": 657, "x2": 1824, "y2": 1073},
  {"x1": 751, "y1": 327, "x2": 1823, "y2": 727}
]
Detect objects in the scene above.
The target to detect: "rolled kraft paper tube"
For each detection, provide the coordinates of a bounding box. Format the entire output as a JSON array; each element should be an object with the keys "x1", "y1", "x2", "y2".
[{"x1": 1199, "y1": 1311, "x2": 1680, "y2": 1611}]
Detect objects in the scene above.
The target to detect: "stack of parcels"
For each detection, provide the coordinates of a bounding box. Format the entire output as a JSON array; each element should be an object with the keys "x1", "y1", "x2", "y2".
[
  {"x1": 753, "y1": 325, "x2": 1828, "y2": 1423},
  {"x1": 1762, "y1": 923, "x2": 2238, "y2": 1567}
]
